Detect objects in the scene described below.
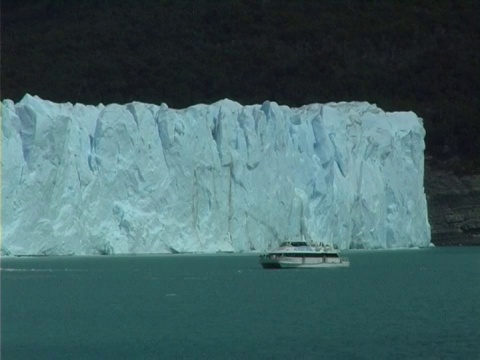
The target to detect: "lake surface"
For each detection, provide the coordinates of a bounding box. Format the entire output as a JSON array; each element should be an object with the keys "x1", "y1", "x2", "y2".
[{"x1": 2, "y1": 247, "x2": 480, "y2": 359}]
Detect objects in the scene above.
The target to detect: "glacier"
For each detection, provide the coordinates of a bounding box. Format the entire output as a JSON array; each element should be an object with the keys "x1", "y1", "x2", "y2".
[{"x1": 1, "y1": 94, "x2": 430, "y2": 255}]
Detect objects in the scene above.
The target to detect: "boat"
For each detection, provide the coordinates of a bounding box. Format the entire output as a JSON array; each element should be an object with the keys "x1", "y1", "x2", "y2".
[{"x1": 259, "y1": 241, "x2": 349, "y2": 269}]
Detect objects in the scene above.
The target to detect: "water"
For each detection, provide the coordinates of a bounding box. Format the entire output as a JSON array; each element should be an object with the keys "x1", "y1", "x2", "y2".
[{"x1": 2, "y1": 247, "x2": 480, "y2": 359}]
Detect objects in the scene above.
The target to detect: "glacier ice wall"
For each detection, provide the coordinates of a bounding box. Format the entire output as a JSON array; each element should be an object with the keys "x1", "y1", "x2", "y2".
[{"x1": 1, "y1": 94, "x2": 430, "y2": 255}]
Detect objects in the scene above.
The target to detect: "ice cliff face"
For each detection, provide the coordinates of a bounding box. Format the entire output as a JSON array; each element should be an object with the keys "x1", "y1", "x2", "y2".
[{"x1": 1, "y1": 94, "x2": 430, "y2": 255}]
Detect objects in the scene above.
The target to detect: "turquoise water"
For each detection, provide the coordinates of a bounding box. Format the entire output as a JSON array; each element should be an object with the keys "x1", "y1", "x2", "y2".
[{"x1": 2, "y1": 247, "x2": 480, "y2": 359}]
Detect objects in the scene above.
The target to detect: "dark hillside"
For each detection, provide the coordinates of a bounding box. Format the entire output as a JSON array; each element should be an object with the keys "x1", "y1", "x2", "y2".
[{"x1": 1, "y1": 0, "x2": 479, "y2": 166}]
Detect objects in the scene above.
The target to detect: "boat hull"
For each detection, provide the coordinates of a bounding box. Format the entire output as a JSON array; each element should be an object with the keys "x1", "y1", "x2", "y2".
[{"x1": 260, "y1": 256, "x2": 349, "y2": 269}]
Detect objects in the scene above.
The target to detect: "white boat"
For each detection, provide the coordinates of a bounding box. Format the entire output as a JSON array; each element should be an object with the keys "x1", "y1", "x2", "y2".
[{"x1": 259, "y1": 241, "x2": 349, "y2": 269}]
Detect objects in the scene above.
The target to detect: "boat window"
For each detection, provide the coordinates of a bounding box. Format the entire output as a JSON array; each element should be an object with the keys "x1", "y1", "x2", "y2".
[
  {"x1": 291, "y1": 242, "x2": 308, "y2": 247},
  {"x1": 279, "y1": 253, "x2": 339, "y2": 258},
  {"x1": 278, "y1": 241, "x2": 311, "y2": 247}
]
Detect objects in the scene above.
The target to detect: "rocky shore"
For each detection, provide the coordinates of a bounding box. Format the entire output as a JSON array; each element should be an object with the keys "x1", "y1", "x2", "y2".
[{"x1": 425, "y1": 159, "x2": 480, "y2": 246}]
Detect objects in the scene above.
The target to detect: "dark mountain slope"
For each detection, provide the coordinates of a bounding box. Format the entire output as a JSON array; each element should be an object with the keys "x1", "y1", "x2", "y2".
[{"x1": 2, "y1": 0, "x2": 480, "y2": 245}]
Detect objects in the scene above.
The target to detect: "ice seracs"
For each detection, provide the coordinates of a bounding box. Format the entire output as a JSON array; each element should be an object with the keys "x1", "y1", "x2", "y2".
[{"x1": 1, "y1": 95, "x2": 431, "y2": 255}]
